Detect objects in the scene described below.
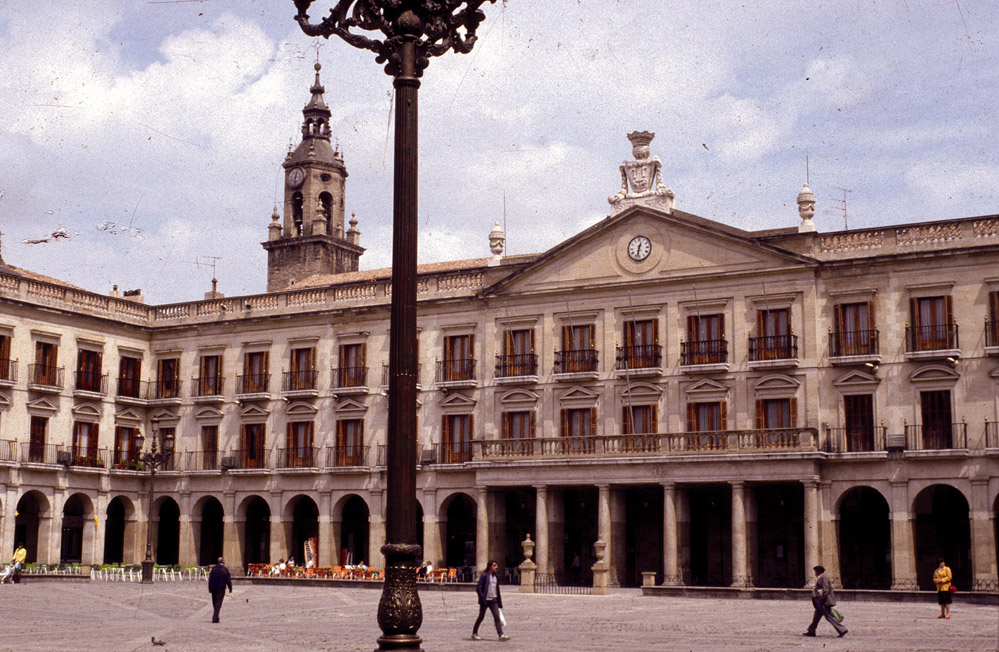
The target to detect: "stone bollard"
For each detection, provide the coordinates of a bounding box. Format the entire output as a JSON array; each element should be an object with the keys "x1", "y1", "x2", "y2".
[
  {"x1": 518, "y1": 534, "x2": 536, "y2": 594},
  {"x1": 641, "y1": 571, "x2": 657, "y2": 587},
  {"x1": 591, "y1": 539, "x2": 609, "y2": 595}
]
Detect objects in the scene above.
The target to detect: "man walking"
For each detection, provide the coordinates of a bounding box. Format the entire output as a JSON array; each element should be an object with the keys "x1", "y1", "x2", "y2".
[
  {"x1": 208, "y1": 557, "x2": 232, "y2": 624},
  {"x1": 472, "y1": 560, "x2": 509, "y2": 641},
  {"x1": 803, "y1": 565, "x2": 847, "y2": 638}
]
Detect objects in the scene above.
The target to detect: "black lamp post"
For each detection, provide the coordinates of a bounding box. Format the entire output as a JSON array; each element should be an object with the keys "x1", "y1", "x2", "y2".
[
  {"x1": 292, "y1": 2, "x2": 495, "y2": 650},
  {"x1": 137, "y1": 416, "x2": 174, "y2": 583}
]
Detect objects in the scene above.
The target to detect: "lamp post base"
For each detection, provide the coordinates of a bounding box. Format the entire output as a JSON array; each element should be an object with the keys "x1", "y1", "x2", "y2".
[{"x1": 141, "y1": 559, "x2": 154, "y2": 584}]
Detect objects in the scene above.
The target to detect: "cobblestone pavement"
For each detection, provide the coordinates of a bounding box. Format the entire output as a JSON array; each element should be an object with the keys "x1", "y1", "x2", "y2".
[{"x1": 0, "y1": 582, "x2": 996, "y2": 652}]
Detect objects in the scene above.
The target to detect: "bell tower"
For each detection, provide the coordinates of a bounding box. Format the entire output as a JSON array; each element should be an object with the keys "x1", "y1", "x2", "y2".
[{"x1": 263, "y1": 62, "x2": 363, "y2": 292}]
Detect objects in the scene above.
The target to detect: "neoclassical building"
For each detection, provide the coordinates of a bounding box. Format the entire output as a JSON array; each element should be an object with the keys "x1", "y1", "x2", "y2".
[{"x1": 0, "y1": 70, "x2": 997, "y2": 592}]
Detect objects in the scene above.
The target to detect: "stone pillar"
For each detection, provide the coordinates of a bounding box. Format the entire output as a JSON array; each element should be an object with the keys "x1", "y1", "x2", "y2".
[
  {"x1": 221, "y1": 491, "x2": 241, "y2": 571},
  {"x1": 269, "y1": 492, "x2": 286, "y2": 563},
  {"x1": 534, "y1": 486, "x2": 549, "y2": 575},
  {"x1": 518, "y1": 534, "x2": 536, "y2": 593},
  {"x1": 178, "y1": 492, "x2": 196, "y2": 566},
  {"x1": 803, "y1": 479, "x2": 819, "y2": 587},
  {"x1": 85, "y1": 494, "x2": 104, "y2": 566},
  {"x1": 970, "y1": 479, "x2": 998, "y2": 589},
  {"x1": 731, "y1": 481, "x2": 749, "y2": 587},
  {"x1": 318, "y1": 491, "x2": 333, "y2": 569},
  {"x1": 889, "y1": 480, "x2": 917, "y2": 589},
  {"x1": 422, "y1": 491, "x2": 442, "y2": 566},
  {"x1": 43, "y1": 489, "x2": 62, "y2": 564},
  {"x1": 476, "y1": 486, "x2": 489, "y2": 571},
  {"x1": 368, "y1": 489, "x2": 385, "y2": 569},
  {"x1": 1, "y1": 487, "x2": 18, "y2": 557},
  {"x1": 662, "y1": 483, "x2": 680, "y2": 585},
  {"x1": 609, "y1": 487, "x2": 626, "y2": 587},
  {"x1": 819, "y1": 481, "x2": 840, "y2": 586},
  {"x1": 597, "y1": 485, "x2": 611, "y2": 578}
]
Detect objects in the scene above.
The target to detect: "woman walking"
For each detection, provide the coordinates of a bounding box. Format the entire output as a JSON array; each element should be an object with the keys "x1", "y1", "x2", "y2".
[
  {"x1": 933, "y1": 558, "x2": 953, "y2": 619},
  {"x1": 472, "y1": 561, "x2": 509, "y2": 641}
]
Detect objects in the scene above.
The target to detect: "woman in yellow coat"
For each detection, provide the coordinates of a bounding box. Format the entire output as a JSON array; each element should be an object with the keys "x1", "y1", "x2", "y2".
[{"x1": 932, "y1": 558, "x2": 952, "y2": 619}]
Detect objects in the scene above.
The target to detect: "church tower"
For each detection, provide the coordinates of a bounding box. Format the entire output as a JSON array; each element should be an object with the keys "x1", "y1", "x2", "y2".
[{"x1": 263, "y1": 62, "x2": 363, "y2": 292}]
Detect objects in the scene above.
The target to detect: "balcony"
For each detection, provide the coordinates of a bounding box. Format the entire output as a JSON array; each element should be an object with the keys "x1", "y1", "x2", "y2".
[
  {"x1": 326, "y1": 444, "x2": 369, "y2": 468},
  {"x1": 474, "y1": 428, "x2": 817, "y2": 460},
  {"x1": 74, "y1": 370, "x2": 108, "y2": 396},
  {"x1": 679, "y1": 340, "x2": 729, "y2": 372},
  {"x1": 115, "y1": 378, "x2": 147, "y2": 405},
  {"x1": 748, "y1": 334, "x2": 799, "y2": 368},
  {"x1": 332, "y1": 366, "x2": 368, "y2": 395},
  {"x1": 614, "y1": 345, "x2": 662, "y2": 377},
  {"x1": 553, "y1": 349, "x2": 598, "y2": 381},
  {"x1": 828, "y1": 330, "x2": 881, "y2": 365},
  {"x1": 987, "y1": 421, "x2": 999, "y2": 449},
  {"x1": 21, "y1": 442, "x2": 58, "y2": 465},
  {"x1": 986, "y1": 321, "x2": 999, "y2": 355},
  {"x1": 426, "y1": 441, "x2": 473, "y2": 465},
  {"x1": 495, "y1": 354, "x2": 539, "y2": 384},
  {"x1": 276, "y1": 446, "x2": 319, "y2": 470},
  {"x1": 435, "y1": 359, "x2": 477, "y2": 389},
  {"x1": 28, "y1": 364, "x2": 64, "y2": 392},
  {"x1": 185, "y1": 449, "x2": 221, "y2": 472},
  {"x1": 380, "y1": 364, "x2": 423, "y2": 390},
  {"x1": 235, "y1": 373, "x2": 270, "y2": 399},
  {"x1": 824, "y1": 426, "x2": 887, "y2": 453},
  {"x1": 228, "y1": 448, "x2": 270, "y2": 471},
  {"x1": 0, "y1": 439, "x2": 17, "y2": 463},
  {"x1": 283, "y1": 370, "x2": 319, "y2": 398},
  {"x1": 192, "y1": 376, "x2": 225, "y2": 401},
  {"x1": 57, "y1": 446, "x2": 109, "y2": 469},
  {"x1": 905, "y1": 324, "x2": 959, "y2": 360},
  {"x1": 0, "y1": 358, "x2": 17, "y2": 387},
  {"x1": 904, "y1": 422, "x2": 967, "y2": 452},
  {"x1": 148, "y1": 379, "x2": 183, "y2": 404}
]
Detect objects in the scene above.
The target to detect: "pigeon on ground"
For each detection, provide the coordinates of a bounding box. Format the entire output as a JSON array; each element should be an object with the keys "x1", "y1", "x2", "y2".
[{"x1": 151, "y1": 636, "x2": 166, "y2": 646}]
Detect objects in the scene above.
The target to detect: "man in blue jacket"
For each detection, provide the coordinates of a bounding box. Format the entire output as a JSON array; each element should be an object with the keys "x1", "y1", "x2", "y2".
[
  {"x1": 472, "y1": 560, "x2": 509, "y2": 641},
  {"x1": 208, "y1": 557, "x2": 232, "y2": 623}
]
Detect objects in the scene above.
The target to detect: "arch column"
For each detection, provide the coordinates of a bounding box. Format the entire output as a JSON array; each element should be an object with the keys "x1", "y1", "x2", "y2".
[
  {"x1": 731, "y1": 481, "x2": 748, "y2": 587},
  {"x1": 475, "y1": 486, "x2": 489, "y2": 571},
  {"x1": 596, "y1": 484, "x2": 611, "y2": 573},
  {"x1": 970, "y1": 479, "x2": 998, "y2": 589},
  {"x1": 421, "y1": 490, "x2": 441, "y2": 566},
  {"x1": 318, "y1": 491, "x2": 333, "y2": 568},
  {"x1": 269, "y1": 492, "x2": 287, "y2": 563},
  {"x1": 534, "y1": 486, "x2": 549, "y2": 575},
  {"x1": 819, "y1": 481, "x2": 840, "y2": 585},
  {"x1": 178, "y1": 492, "x2": 196, "y2": 566},
  {"x1": 889, "y1": 481, "x2": 917, "y2": 589},
  {"x1": 91, "y1": 492, "x2": 107, "y2": 566},
  {"x1": 368, "y1": 490, "x2": 385, "y2": 569},
  {"x1": 662, "y1": 483, "x2": 680, "y2": 585},
  {"x1": 1, "y1": 487, "x2": 18, "y2": 555},
  {"x1": 803, "y1": 480, "x2": 819, "y2": 587},
  {"x1": 222, "y1": 492, "x2": 241, "y2": 570},
  {"x1": 42, "y1": 489, "x2": 62, "y2": 564}
]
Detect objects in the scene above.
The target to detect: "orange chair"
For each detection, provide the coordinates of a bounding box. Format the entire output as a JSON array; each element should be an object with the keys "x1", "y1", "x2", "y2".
[
  {"x1": 447, "y1": 568, "x2": 457, "y2": 582},
  {"x1": 331, "y1": 565, "x2": 343, "y2": 579}
]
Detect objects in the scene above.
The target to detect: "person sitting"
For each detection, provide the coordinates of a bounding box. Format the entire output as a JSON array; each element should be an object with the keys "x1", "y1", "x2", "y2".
[
  {"x1": 417, "y1": 561, "x2": 428, "y2": 579},
  {"x1": 287, "y1": 556, "x2": 295, "y2": 568}
]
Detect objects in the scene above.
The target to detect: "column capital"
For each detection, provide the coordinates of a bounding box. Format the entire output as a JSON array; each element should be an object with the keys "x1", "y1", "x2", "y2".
[
  {"x1": 661, "y1": 482, "x2": 675, "y2": 492},
  {"x1": 730, "y1": 480, "x2": 745, "y2": 488}
]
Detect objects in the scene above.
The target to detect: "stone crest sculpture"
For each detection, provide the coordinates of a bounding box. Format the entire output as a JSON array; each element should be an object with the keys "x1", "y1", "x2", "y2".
[{"x1": 609, "y1": 131, "x2": 675, "y2": 214}]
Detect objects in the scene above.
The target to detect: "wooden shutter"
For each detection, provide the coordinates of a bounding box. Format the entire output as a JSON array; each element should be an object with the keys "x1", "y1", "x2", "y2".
[
  {"x1": 687, "y1": 315, "x2": 696, "y2": 341},
  {"x1": 441, "y1": 415, "x2": 449, "y2": 444},
  {"x1": 588, "y1": 325, "x2": 595, "y2": 351},
  {"x1": 529, "y1": 411, "x2": 536, "y2": 438},
  {"x1": 468, "y1": 414, "x2": 474, "y2": 442},
  {"x1": 686, "y1": 403, "x2": 696, "y2": 432},
  {"x1": 88, "y1": 423, "x2": 99, "y2": 458},
  {"x1": 719, "y1": 402, "x2": 728, "y2": 431},
  {"x1": 755, "y1": 399, "x2": 765, "y2": 429},
  {"x1": 833, "y1": 303, "x2": 843, "y2": 336},
  {"x1": 991, "y1": 291, "x2": 999, "y2": 323},
  {"x1": 502, "y1": 412, "x2": 510, "y2": 438},
  {"x1": 622, "y1": 406, "x2": 633, "y2": 435},
  {"x1": 503, "y1": 330, "x2": 512, "y2": 356},
  {"x1": 756, "y1": 310, "x2": 765, "y2": 337},
  {"x1": 650, "y1": 404, "x2": 659, "y2": 433},
  {"x1": 0, "y1": 335, "x2": 9, "y2": 362},
  {"x1": 286, "y1": 422, "x2": 294, "y2": 450},
  {"x1": 529, "y1": 329, "x2": 536, "y2": 354},
  {"x1": 624, "y1": 321, "x2": 635, "y2": 348},
  {"x1": 909, "y1": 297, "x2": 919, "y2": 328},
  {"x1": 866, "y1": 300, "x2": 876, "y2": 331},
  {"x1": 262, "y1": 351, "x2": 270, "y2": 375},
  {"x1": 652, "y1": 319, "x2": 660, "y2": 346},
  {"x1": 944, "y1": 295, "x2": 954, "y2": 326},
  {"x1": 589, "y1": 406, "x2": 597, "y2": 436},
  {"x1": 560, "y1": 409, "x2": 568, "y2": 437},
  {"x1": 789, "y1": 397, "x2": 798, "y2": 428},
  {"x1": 73, "y1": 421, "x2": 81, "y2": 452},
  {"x1": 561, "y1": 325, "x2": 571, "y2": 351}
]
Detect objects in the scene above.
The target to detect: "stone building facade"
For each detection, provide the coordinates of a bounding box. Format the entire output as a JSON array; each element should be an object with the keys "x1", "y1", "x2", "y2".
[{"x1": 0, "y1": 74, "x2": 997, "y2": 592}]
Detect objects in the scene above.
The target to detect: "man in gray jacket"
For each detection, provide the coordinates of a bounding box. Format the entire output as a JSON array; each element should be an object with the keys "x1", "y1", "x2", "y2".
[{"x1": 803, "y1": 565, "x2": 847, "y2": 638}]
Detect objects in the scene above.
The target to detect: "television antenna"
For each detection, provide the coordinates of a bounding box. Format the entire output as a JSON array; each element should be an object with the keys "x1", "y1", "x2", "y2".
[{"x1": 824, "y1": 187, "x2": 852, "y2": 230}]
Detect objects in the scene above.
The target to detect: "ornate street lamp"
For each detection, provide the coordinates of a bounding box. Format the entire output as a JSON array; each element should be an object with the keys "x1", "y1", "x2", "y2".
[
  {"x1": 136, "y1": 416, "x2": 175, "y2": 583},
  {"x1": 292, "y1": 2, "x2": 495, "y2": 650}
]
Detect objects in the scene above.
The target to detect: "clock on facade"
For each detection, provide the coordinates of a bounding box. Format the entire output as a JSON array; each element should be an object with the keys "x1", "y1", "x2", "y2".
[
  {"x1": 627, "y1": 235, "x2": 652, "y2": 261},
  {"x1": 287, "y1": 167, "x2": 306, "y2": 188}
]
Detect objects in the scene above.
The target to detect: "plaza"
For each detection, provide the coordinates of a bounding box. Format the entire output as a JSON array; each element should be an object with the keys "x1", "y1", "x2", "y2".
[{"x1": 0, "y1": 581, "x2": 996, "y2": 652}]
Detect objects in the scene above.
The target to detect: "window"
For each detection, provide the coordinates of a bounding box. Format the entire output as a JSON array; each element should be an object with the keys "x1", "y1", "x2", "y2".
[
  {"x1": 242, "y1": 351, "x2": 269, "y2": 393},
  {"x1": 157, "y1": 358, "x2": 180, "y2": 399},
  {"x1": 909, "y1": 296, "x2": 955, "y2": 351},
  {"x1": 201, "y1": 425, "x2": 218, "y2": 470},
  {"x1": 843, "y1": 394, "x2": 875, "y2": 452},
  {"x1": 442, "y1": 334, "x2": 474, "y2": 381},
  {"x1": 76, "y1": 349, "x2": 103, "y2": 392},
  {"x1": 503, "y1": 411, "x2": 536, "y2": 439},
  {"x1": 558, "y1": 324, "x2": 596, "y2": 373},
  {"x1": 335, "y1": 419, "x2": 364, "y2": 466},
  {"x1": 286, "y1": 421, "x2": 314, "y2": 467},
  {"x1": 920, "y1": 390, "x2": 953, "y2": 449},
  {"x1": 198, "y1": 354, "x2": 223, "y2": 396},
  {"x1": 833, "y1": 302, "x2": 877, "y2": 356},
  {"x1": 289, "y1": 346, "x2": 317, "y2": 390},
  {"x1": 72, "y1": 422, "x2": 99, "y2": 460},
  {"x1": 622, "y1": 404, "x2": 658, "y2": 434},
  {"x1": 113, "y1": 426, "x2": 140, "y2": 467},
  {"x1": 118, "y1": 356, "x2": 141, "y2": 398},
  {"x1": 0, "y1": 333, "x2": 11, "y2": 381},
  {"x1": 755, "y1": 398, "x2": 797, "y2": 429},
  {"x1": 441, "y1": 414, "x2": 473, "y2": 463},
  {"x1": 988, "y1": 291, "x2": 999, "y2": 347},
  {"x1": 29, "y1": 415, "x2": 47, "y2": 463},
  {"x1": 752, "y1": 308, "x2": 794, "y2": 360},
  {"x1": 33, "y1": 341, "x2": 59, "y2": 385},
  {"x1": 240, "y1": 423, "x2": 266, "y2": 469},
  {"x1": 337, "y1": 343, "x2": 366, "y2": 387},
  {"x1": 684, "y1": 314, "x2": 725, "y2": 364},
  {"x1": 686, "y1": 402, "x2": 726, "y2": 432},
  {"x1": 498, "y1": 329, "x2": 536, "y2": 377},
  {"x1": 620, "y1": 319, "x2": 660, "y2": 369},
  {"x1": 560, "y1": 407, "x2": 596, "y2": 453}
]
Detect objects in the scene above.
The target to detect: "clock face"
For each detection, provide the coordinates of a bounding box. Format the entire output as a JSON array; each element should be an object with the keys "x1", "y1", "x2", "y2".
[
  {"x1": 628, "y1": 235, "x2": 652, "y2": 261},
  {"x1": 287, "y1": 167, "x2": 305, "y2": 188}
]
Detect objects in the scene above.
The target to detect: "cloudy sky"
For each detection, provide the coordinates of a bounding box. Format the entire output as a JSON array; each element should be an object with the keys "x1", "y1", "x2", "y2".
[{"x1": 1, "y1": 1, "x2": 996, "y2": 304}]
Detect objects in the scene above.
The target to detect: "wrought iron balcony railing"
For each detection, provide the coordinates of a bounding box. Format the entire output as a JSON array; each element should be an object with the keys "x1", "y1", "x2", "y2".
[
  {"x1": 60, "y1": 445, "x2": 109, "y2": 468},
  {"x1": 192, "y1": 376, "x2": 225, "y2": 397},
  {"x1": 829, "y1": 330, "x2": 880, "y2": 357},
  {"x1": 986, "y1": 320, "x2": 999, "y2": 348},
  {"x1": 277, "y1": 446, "x2": 318, "y2": 469},
  {"x1": 0, "y1": 358, "x2": 17, "y2": 382},
  {"x1": 115, "y1": 377, "x2": 146, "y2": 399},
  {"x1": 334, "y1": 366, "x2": 368, "y2": 388},
  {"x1": 553, "y1": 349, "x2": 598, "y2": 374},
  {"x1": 0, "y1": 439, "x2": 17, "y2": 462},
  {"x1": 905, "y1": 422, "x2": 967, "y2": 450},
  {"x1": 28, "y1": 364, "x2": 63, "y2": 388},
  {"x1": 495, "y1": 353, "x2": 538, "y2": 378},
  {"x1": 236, "y1": 373, "x2": 270, "y2": 395},
  {"x1": 185, "y1": 449, "x2": 220, "y2": 471},
  {"x1": 229, "y1": 448, "x2": 269, "y2": 470},
  {"x1": 326, "y1": 444, "x2": 369, "y2": 467},
  {"x1": 680, "y1": 340, "x2": 728, "y2": 366},
  {"x1": 75, "y1": 370, "x2": 107, "y2": 393},
  {"x1": 905, "y1": 323, "x2": 959, "y2": 352},
  {"x1": 436, "y1": 359, "x2": 476, "y2": 383},
  {"x1": 988, "y1": 421, "x2": 999, "y2": 449},
  {"x1": 824, "y1": 426, "x2": 887, "y2": 453},
  {"x1": 22, "y1": 441, "x2": 58, "y2": 464},
  {"x1": 615, "y1": 344, "x2": 662, "y2": 370},
  {"x1": 149, "y1": 379, "x2": 182, "y2": 400},
  {"x1": 748, "y1": 334, "x2": 798, "y2": 361},
  {"x1": 430, "y1": 441, "x2": 473, "y2": 464},
  {"x1": 284, "y1": 369, "x2": 318, "y2": 391}
]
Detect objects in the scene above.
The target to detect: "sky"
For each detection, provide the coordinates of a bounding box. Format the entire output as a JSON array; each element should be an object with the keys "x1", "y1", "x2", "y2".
[{"x1": 0, "y1": 0, "x2": 996, "y2": 304}]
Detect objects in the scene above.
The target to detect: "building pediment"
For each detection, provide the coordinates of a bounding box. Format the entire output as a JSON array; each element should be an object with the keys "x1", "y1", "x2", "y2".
[
  {"x1": 70, "y1": 402, "x2": 102, "y2": 420},
  {"x1": 0, "y1": 391, "x2": 9, "y2": 409},
  {"x1": 440, "y1": 392, "x2": 477, "y2": 409},
  {"x1": 620, "y1": 381, "x2": 663, "y2": 400},
  {"x1": 684, "y1": 378, "x2": 729, "y2": 397},
  {"x1": 287, "y1": 401, "x2": 319, "y2": 417},
  {"x1": 114, "y1": 407, "x2": 143, "y2": 425},
  {"x1": 27, "y1": 396, "x2": 58, "y2": 414},
  {"x1": 910, "y1": 365, "x2": 959, "y2": 383},
  {"x1": 335, "y1": 397, "x2": 369, "y2": 414},
  {"x1": 151, "y1": 408, "x2": 180, "y2": 425},
  {"x1": 194, "y1": 406, "x2": 224, "y2": 421},
  {"x1": 239, "y1": 404, "x2": 270, "y2": 419},
  {"x1": 499, "y1": 389, "x2": 539, "y2": 406},
  {"x1": 832, "y1": 370, "x2": 880, "y2": 389},
  {"x1": 485, "y1": 206, "x2": 816, "y2": 297},
  {"x1": 752, "y1": 374, "x2": 800, "y2": 398}
]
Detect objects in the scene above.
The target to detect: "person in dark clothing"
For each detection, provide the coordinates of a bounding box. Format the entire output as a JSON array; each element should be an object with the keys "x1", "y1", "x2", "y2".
[
  {"x1": 803, "y1": 565, "x2": 847, "y2": 638},
  {"x1": 207, "y1": 557, "x2": 232, "y2": 623},
  {"x1": 472, "y1": 560, "x2": 508, "y2": 641}
]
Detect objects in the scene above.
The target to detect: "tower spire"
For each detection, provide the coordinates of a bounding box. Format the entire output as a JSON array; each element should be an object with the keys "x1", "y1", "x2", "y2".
[{"x1": 302, "y1": 62, "x2": 332, "y2": 141}]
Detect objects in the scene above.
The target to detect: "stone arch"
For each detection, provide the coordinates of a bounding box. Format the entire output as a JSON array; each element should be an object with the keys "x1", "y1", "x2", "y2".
[
  {"x1": 14, "y1": 490, "x2": 51, "y2": 563},
  {"x1": 104, "y1": 495, "x2": 137, "y2": 564},
  {"x1": 333, "y1": 494, "x2": 369, "y2": 566},
  {"x1": 439, "y1": 491, "x2": 477, "y2": 570},
  {"x1": 912, "y1": 484, "x2": 971, "y2": 590},
  {"x1": 195, "y1": 495, "x2": 225, "y2": 566},
  {"x1": 240, "y1": 495, "x2": 271, "y2": 567},
  {"x1": 59, "y1": 492, "x2": 94, "y2": 564},
  {"x1": 836, "y1": 485, "x2": 891, "y2": 589},
  {"x1": 155, "y1": 496, "x2": 180, "y2": 565},
  {"x1": 284, "y1": 494, "x2": 319, "y2": 567}
]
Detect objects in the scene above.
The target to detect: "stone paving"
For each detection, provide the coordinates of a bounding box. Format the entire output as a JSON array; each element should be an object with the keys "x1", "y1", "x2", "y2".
[{"x1": 0, "y1": 581, "x2": 996, "y2": 652}]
